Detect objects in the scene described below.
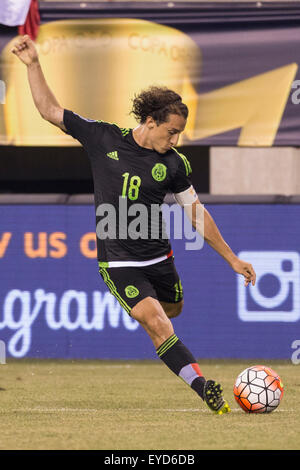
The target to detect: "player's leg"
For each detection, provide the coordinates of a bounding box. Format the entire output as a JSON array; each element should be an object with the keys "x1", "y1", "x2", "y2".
[
  {"x1": 131, "y1": 296, "x2": 174, "y2": 347},
  {"x1": 99, "y1": 265, "x2": 230, "y2": 414},
  {"x1": 131, "y1": 296, "x2": 207, "y2": 401},
  {"x1": 142, "y1": 259, "x2": 231, "y2": 414}
]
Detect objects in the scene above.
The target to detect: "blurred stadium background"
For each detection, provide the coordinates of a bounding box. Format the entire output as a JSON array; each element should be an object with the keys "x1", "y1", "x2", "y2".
[{"x1": 0, "y1": 0, "x2": 300, "y2": 451}]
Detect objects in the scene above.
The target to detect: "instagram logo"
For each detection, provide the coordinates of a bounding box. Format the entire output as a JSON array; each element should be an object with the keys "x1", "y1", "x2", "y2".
[{"x1": 237, "y1": 251, "x2": 300, "y2": 322}]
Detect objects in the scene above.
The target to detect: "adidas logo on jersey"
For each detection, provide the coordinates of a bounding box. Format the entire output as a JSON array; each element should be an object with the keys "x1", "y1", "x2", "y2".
[{"x1": 106, "y1": 151, "x2": 119, "y2": 160}]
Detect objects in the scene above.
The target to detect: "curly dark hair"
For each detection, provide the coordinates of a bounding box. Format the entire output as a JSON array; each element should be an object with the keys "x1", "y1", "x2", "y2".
[{"x1": 130, "y1": 86, "x2": 188, "y2": 125}]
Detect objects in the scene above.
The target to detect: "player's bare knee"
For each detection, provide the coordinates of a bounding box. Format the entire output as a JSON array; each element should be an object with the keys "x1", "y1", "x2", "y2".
[
  {"x1": 131, "y1": 297, "x2": 173, "y2": 345},
  {"x1": 131, "y1": 297, "x2": 168, "y2": 329},
  {"x1": 145, "y1": 309, "x2": 171, "y2": 336}
]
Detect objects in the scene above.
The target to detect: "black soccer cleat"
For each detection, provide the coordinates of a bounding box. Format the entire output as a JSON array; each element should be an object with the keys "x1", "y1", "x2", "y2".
[{"x1": 204, "y1": 380, "x2": 231, "y2": 415}]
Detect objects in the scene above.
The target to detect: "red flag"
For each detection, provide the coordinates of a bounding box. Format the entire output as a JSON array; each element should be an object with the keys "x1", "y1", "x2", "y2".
[{"x1": 18, "y1": 0, "x2": 40, "y2": 41}]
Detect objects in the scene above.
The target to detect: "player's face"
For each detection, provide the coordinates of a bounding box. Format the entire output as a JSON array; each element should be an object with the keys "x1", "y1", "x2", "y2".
[{"x1": 149, "y1": 114, "x2": 187, "y2": 154}]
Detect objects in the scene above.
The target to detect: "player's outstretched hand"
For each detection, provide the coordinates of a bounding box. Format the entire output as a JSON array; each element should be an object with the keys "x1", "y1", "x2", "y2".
[
  {"x1": 231, "y1": 258, "x2": 256, "y2": 287},
  {"x1": 11, "y1": 35, "x2": 39, "y2": 66}
]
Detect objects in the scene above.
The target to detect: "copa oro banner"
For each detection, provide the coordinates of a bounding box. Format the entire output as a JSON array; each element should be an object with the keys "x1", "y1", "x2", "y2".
[
  {"x1": 0, "y1": 3, "x2": 299, "y2": 147},
  {"x1": 0, "y1": 18, "x2": 201, "y2": 146}
]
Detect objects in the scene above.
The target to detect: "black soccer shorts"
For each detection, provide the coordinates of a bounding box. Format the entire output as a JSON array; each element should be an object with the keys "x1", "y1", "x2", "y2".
[{"x1": 98, "y1": 257, "x2": 184, "y2": 314}]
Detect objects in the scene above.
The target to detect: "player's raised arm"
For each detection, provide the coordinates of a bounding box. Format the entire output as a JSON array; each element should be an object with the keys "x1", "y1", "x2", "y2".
[{"x1": 11, "y1": 35, "x2": 65, "y2": 131}]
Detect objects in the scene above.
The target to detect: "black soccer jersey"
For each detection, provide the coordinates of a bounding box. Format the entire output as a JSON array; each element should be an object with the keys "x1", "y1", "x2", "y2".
[{"x1": 63, "y1": 109, "x2": 193, "y2": 265}]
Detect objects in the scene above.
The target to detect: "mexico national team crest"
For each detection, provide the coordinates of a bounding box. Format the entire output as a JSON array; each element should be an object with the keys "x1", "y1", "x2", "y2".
[
  {"x1": 151, "y1": 163, "x2": 167, "y2": 182},
  {"x1": 125, "y1": 285, "x2": 140, "y2": 298}
]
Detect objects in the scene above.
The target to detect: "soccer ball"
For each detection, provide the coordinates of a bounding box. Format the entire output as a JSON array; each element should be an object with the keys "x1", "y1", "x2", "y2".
[{"x1": 233, "y1": 365, "x2": 284, "y2": 413}]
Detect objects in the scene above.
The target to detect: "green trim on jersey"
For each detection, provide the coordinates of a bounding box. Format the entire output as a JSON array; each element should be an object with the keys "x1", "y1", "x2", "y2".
[
  {"x1": 97, "y1": 120, "x2": 131, "y2": 139},
  {"x1": 172, "y1": 148, "x2": 192, "y2": 176},
  {"x1": 120, "y1": 127, "x2": 130, "y2": 137}
]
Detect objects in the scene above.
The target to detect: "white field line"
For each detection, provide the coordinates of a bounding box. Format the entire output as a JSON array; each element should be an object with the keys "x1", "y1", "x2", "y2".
[{"x1": 0, "y1": 407, "x2": 294, "y2": 414}]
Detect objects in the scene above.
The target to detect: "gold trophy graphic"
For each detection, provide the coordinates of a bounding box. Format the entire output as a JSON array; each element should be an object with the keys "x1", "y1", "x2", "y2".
[
  {"x1": 0, "y1": 18, "x2": 297, "y2": 146},
  {"x1": 0, "y1": 18, "x2": 201, "y2": 146}
]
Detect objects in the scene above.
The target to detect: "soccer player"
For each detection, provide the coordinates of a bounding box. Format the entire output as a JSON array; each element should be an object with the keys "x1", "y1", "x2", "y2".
[{"x1": 12, "y1": 35, "x2": 256, "y2": 415}]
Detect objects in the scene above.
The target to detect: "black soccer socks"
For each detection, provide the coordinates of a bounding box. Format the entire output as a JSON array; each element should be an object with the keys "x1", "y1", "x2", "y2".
[{"x1": 156, "y1": 334, "x2": 206, "y2": 400}]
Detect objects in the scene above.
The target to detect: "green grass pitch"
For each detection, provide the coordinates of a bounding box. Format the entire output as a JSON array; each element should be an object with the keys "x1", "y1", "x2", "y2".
[{"x1": 0, "y1": 359, "x2": 299, "y2": 450}]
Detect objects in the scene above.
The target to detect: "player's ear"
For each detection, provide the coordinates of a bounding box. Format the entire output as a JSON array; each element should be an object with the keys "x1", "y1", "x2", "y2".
[{"x1": 145, "y1": 116, "x2": 156, "y2": 129}]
